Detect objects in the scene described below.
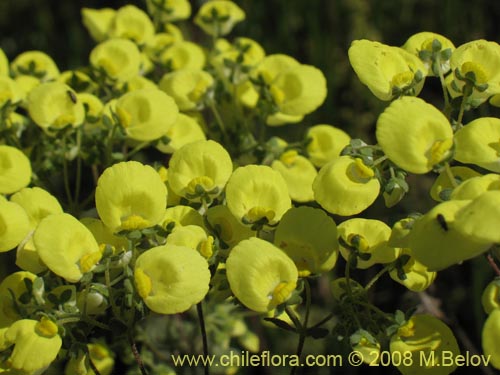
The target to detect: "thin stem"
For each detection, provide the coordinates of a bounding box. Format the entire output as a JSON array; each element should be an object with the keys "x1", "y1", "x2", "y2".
[
  {"x1": 61, "y1": 134, "x2": 74, "y2": 210},
  {"x1": 436, "y1": 58, "x2": 451, "y2": 114},
  {"x1": 364, "y1": 265, "x2": 391, "y2": 291},
  {"x1": 126, "y1": 141, "x2": 150, "y2": 159},
  {"x1": 456, "y1": 87, "x2": 470, "y2": 128},
  {"x1": 354, "y1": 300, "x2": 393, "y2": 322},
  {"x1": 196, "y1": 302, "x2": 210, "y2": 375},
  {"x1": 487, "y1": 253, "x2": 500, "y2": 277},
  {"x1": 105, "y1": 259, "x2": 120, "y2": 319},
  {"x1": 87, "y1": 349, "x2": 102, "y2": 375},
  {"x1": 208, "y1": 100, "x2": 229, "y2": 143},
  {"x1": 309, "y1": 312, "x2": 335, "y2": 330},
  {"x1": 129, "y1": 332, "x2": 148, "y2": 375},
  {"x1": 105, "y1": 124, "x2": 118, "y2": 167},
  {"x1": 444, "y1": 162, "x2": 458, "y2": 188},
  {"x1": 74, "y1": 128, "x2": 83, "y2": 212},
  {"x1": 371, "y1": 155, "x2": 388, "y2": 167}
]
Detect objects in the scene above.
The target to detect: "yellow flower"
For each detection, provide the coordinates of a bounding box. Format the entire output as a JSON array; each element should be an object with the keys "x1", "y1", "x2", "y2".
[
  {"x1": 482, "y1": 280, "x2": 500, "y2": 314},
  {"x1": 159, "y1": 41, "x2": 206, "y2": 71},
  {"x1": 57, "y1": 69, "x2": 98, "y2": 94},
  {"x1": 226, "y1": 237, "x2": 298, "y2": 313},
  {"x1": 115, "y1": 88, "x2": 179, "y2": 141},
  {"x1": 430, "y1": 166, "x2": 480, "y2": 202},
  {"x1": 454, "y1": 117, "x2": 500, "y2": 172},
  {"x1": 2, "y1": 318, "x2": 62, "y2": 374},
  {"x1": 159, "y1": 69, "x2": 214, "y2": 111},
  {"x1": 34, "y1": 213, "x2": 101, "y2": 282},
  {"x1": 156, "y1": 113, "x2": 206, "y2": 154},
  {"x1": 81, "y1": 8, "x2": 116, "y2": 42},
  {"x1": 450, "y1": 173, "x2": 500, "y2": 200},
  {"x1": 134, "y1": 244, "x2": 210, "y2": 314},
  {"x1": 0, "y1": 48, "x2": 8, "y2": 76},
  {"x1": 146, "y1": 0, "x2": 192, "y2": 22},
  {"x1": 11, "y1": 50, "x2": 60, "y2": 82},
  {"x1": 274, "y1": 207, "x2": 339, "y2": 276},
  {"x1": 167, "y1": 225, "x2": 214, "y2": 258},
  {"x1": 122, "y1": 75, "x2": 157, "y2": 92},
  {"x1": 271, "y1": 150, "x2": 317, "y2": 202},
  {"x1": 10, "y1": 187, "x2": 63, "y2": 273},
  {"x1": 402, "y1": 31, "x2": 455, "y2": 76},
  {"x1": 453, "y1": 190, "x2": 500, "y2": 244},
  {"x1": 95, "y1": 161, "x2": 167, "y2": 233},
  {"x1": 338, "y1": 218, "x2": 399, "y2": 269},
  {"x1": 80, "y1": 217, "x2": 128, "y2": 254},
  {"x1": 350, "y1": 330, "x2": 381, "y2": 365},
  {"x1": 449, "y1": 40, "x2": 500, "y2": 101},
  {"x1": 161, "y1": 205, "x2": 204, "y2": 229},
  {"x1": 109, "y1": 5, "x2": 154, "y2": 45},
  {"x1": 225, "y1": 165, "x2": 291, "y2": 227},
  {"x1": 28, "y1": 82, "x2": 85, "y2": 129},
  {"x1": 376, "y1": 96, "x2": 453, "y2": 174},
  {"x1": 206, "y1": 205, "x2": 255, "y2": 249},
  {"x1": 168, "y1": 140, "x2": 232, "y2": 201},
  {"x1": 78, "y1": 93, "x2": 104, "y2": 123},
  {"x1": 390, "y1": 315, "x2": 460, "y2": 375},
  {"x1": 145, "y1": 28, "x2": 184, "y2": 62},
  {"x1": 212, "y1": 37, "x2": 265, "y2": 74},
  {"x1": 0, "y1": 271, "x2": 37, "y2": 327},
  {"x1": 195, "y1": 0, "x2": 245, "y2": 36},
  {"x1": 90, "y1": 38, "x2": 141, "y2": 82},
  {"x1": 306, "y1": 124, "x2": 351, "y2": 167},
  {"x1": 0, "y1": 76, "x2": 24, "y2": 107},
  {"x1": 348, "y1": 40, "x2": 426, "y2": 100},
  {"x1": 483, "y1": 309, "x2": 500, "y2": 369},
  {"x1": 408, "y1": 200, "x2": 491, "y2": 271},
  {"x1": 389, "y1": 249, "x2": 436, "y2": 292},
  {"x1": 64, "y1": 343, "x2": 114, "y2": 375},
  {"x1": 0, "y1": 145, "x2": 31, "y2": 194},
  {"x1": 313, "y1": 156, "x2": 380, "y2": 216}
]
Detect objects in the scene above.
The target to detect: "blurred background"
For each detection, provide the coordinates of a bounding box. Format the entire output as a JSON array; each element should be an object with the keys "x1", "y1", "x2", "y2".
[{"x1": 2, "y1": 1, "x2": 500, "y2": 373}]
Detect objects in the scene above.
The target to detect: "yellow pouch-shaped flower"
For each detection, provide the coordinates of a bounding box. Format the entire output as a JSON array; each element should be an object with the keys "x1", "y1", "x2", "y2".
[
  {"x1": 430, "y1": 166, "x2": 480, "y2": 202},
  {"x1": 146, "y1": 0, "x2": 192, "y2": 22},
  {"x1": 80, "y1": 217, "x2": 128, "y2": 254},
  {"x1": 115, "y1": 88, "x2": 179, "y2": 141},
  {"x1": 408, "y1": 200, "x2": 491, "y2": 271},
  {"x1": 168, "y1": 140, "x2": 232, "y2": 201},
  {"x1": 449, "y1": 40, "x2": 500, "y2": 100},
  {"x1": 109, "y1": 5, "x2": 154, "y2": 45},
  {"x1": 82, "y1": 8, "x2": 116, "y2": 42},
  {"x1": 348, "y1": 40, "x2": 426, "y2": 100},
  {"x1": 145, "y1": 28, "x2": 184, "y2": 62},
  {"x1": 483, "y1": 309, "x2": 500, "y2": 369},
  {"x1": 206, "y1": 205, "x2": 255, "y2": 249},
  {"x1": 34, "y1": 213, "x2": 101, "y2": 282},
  {"x1": 122, "y1": 75, "x2": 157, "y2": 93},
  {"x1": 306, "y1": 124, "x2": 351, "y2": 167},
  {"x1": 159, "y1": 41, "x2": 206, "y2": 71},
  {"x1": 57, "y1": 70, "x2": 98, "y2": 94},
  {"x1": 0, "y1": 48, "x2": 8, "y2": 76},
  {"x1": 95, "y1": 161, "x2": 167, "y2": 233},
  {"x1": 450, "y1": 173, "x2": 500, "y2": 200},
  {"x1": 167, "y1": 225, "x2": 214, "y2": 258},
  {"x1": 376, "y1": 96, "x2": 453, "y2": 174},
  {"x1": 28, "y1": 82, "x2": 85, "y2": 129},
  {"x1": 313, "y1": 156, "x2": 380, "y2": 216},
  {"x1": 338, "y1": 218, "x2": 399, "y2": 269},
  {"x1": 11, "y1": 50, "x2": 60, "y2": 82},
  {"x1": 2, "y1": 318, "x2": 62, "y2": 374},
  {"x1": 159, "y1": 69, "x2": 214, "y2": 111},
  {"x1": 482, "y1": 280, "x2": 500, "y2": 314},
  {"x1": 0, "y1": 271, "x2": 36, "y2": 325},
  {"x1": 78, "y1": 92, "x2": 104, "y2": 123},
  {"x1": 65, "y1": 343, "x2": 114, "y2": 375},
  {"x1": 453, "y1": 190, "x2": 500, "y2": 244},
  {"x1": 226, "y1": 237, "x2": 298, "y2": 313},
  {"x1": 90, "y1": 38, "x2": 141, "y2": 82},
  {"x1": 402, "y1": 31, "x2": 455, "y2": 76},
  {"x1": 226, "y1": 165, "x2": 291, "y2": 227},
  {"x1": 161, "y1": 205, "x2": 204, "y2": 230},
  {"x1": 134, "y1": 244, "x2": 210, "y2": 314},
  {"x1": 390, "y1": 314, "x2": 460, "y2": 375},
  {"x1": 156, "y1": 113, "x2": 206, "y2": 154},
  {"x1": 389, "y1": 249, "x2": 436, "y2": 292},
  {"x1": 271, "y1": 150, "x2": 317, "y2": 202},
  {"x1": 0, "y1": 76, "x2": 24, "y2": 107},
  {"x1": 195, "y1": 0, "x2": 245, "y2": 36},
  {"x1": 274, "y1": 206, "x2": 339, "y2": 276},
  {"x1": 212, "y1": 37, "x2": 265, "y2": 76},
  {"x1": 454, "y1": 117, "x2": 500, "y2": 172},
  {"x1": 0, "y1": 145, "x2": 31, "y2": 194}
]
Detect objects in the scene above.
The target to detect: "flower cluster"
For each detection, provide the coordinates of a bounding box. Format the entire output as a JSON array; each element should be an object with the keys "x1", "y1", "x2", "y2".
[{"x1": 0, "y1": 2, "x2": 498, "y2": 375}]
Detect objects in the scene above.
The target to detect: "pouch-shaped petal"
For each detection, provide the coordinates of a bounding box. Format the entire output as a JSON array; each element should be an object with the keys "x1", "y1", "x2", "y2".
[
  {"x1": 95, "y1": 161, "x2": 167, "y2": 232},
  {"x1": 206, "y1": 205, "x2": 255, "y2": 248},
  {"x1": 390, "y1": 314, "x2": 459, "y2": 375},
  {"x1": 65, "y1": 343, "x2": 115, "y2": 375},
  {"x1": 408, "y1": 200, "x2": 491, "y2": 271},
  {"x1": 226, "y1": 237, "x2": 298, "y2": 313},
  {"x1": 160, "y1": 41, "x2": 206, "y2": 70},
  {"x1": 482, "y1": 280, "x2": 500, "y2": 314},
  {"x1": 0, "y1": 145, "x2": 31, "y2": 194},
  {"x1": 0, "y1": 76, "x2": 24, "y2": 107},
  {"x1": 34, "y1": 213, "x2": 101, "y2": 282},
  {"x1": 313, "y1": 156, "x2": 380, "y2": 216},
  {"x1": 0, "y1": 200, "x2": 30, "y2": 253},
  {"x1": 376, "y1": 96, "x2": 453, "y2": 174},
  {"x1": 0, "y1": 271, "x2": 37, "y2": 325},
  {"x1": 338, "y1": 218, "x2": 399, "y2": 269},
  {"x1": 28, "y1": 82, "x2": 85, "y2": 129},
  {"x1": 430, "y1": 166, "x2": 481, "y2": 202},
  {"x1": 115, "y1": 88, "x2": 179, "y2": 141},
  {"x1": 195, "y1": 0, "x2": 245, "y2": 36},
  {"x1": 146, "y1": 0, "x2": 191, "y2": 22},
  {"x1": 306, "y1": 124, "x2": 351, "y2": 167},
  {"x1": 166, "y1": 225, "x2": 214, "y2": 258},
  {"x1": 109, "y1": 5, "x2": 154, "y2": 45},
  {"x1": 483, "y1": 309, "x2": 500, "y2": 369},
  {"x1": 90, "y1": 38, "x2": 141, "y2": 82},
  {"x1": 156, "y1": 113, "x2": 206, "y2": 154},
  {"x1": 168, "y1": 140, "x2": 232, "y2": 201},
  {"x1": 274, "y1": 206, "x2": 338, "y2": 276},
  {"x1": 450, "y1": 173, "x2": 500, "y2": 200},
  {"x1": 454, "y1": 117, "x2": 500, "y2": 172},
  {"x1": 82, "y1": 8, "x2": 116, "y2": 42},
  {"x1": 271, "y1": 150, "x2": 317, "y2": 202},
  {"x1": 11, "y1": 51, "x2": 60, "y2": 82},
  {"x1": 389, "y1": 249, "x2": 436, "y2": 292},
  {"x1": 225, "y1": 165, "x2": 291, "y2": 227},
  {"x1": 161, "y1": 205, "x2": 204, "y2": 229},
  {"x1": 134, "y1": 244, "x2": 210, "y2": 314}
]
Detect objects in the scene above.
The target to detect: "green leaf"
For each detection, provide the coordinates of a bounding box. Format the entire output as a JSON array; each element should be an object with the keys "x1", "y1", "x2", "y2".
[{"x1": 263, "y1": 318, "x2": 296, "y2": 333}]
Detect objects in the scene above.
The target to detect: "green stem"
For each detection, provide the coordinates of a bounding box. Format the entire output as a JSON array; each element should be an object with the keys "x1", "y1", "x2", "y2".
[
  {"x1": 74, "y1": 128, "x2": 83, "y2": 213},
  {"x1": 456, "y1": 86, "x2": 471, "y2": 127},
  {"x1": 129, "y1": 331, "x2": 149, "y2": 375},
  {"x1": 371, "y1": 155, "x2": 388, "y2": 167},
  {"x1": 105, "y1": 124, "x2": 118, "y2": 167},
  {"x1": 436, "y1": 58, "x2": 451, "y2": 114},
  {"x1": 196, "y1": 302, "x2": 210, "y2": 375},
  {"x1": 208, "y1": 100, "x2": 229, "y2": 143},
  {"x1": 61, "y1": 134, "x2": 74, "y2": 211},
  {"x1": 364, "y1": 265, "x2": 391, "y2": 291},
  {"x1": 444, "y1": 162, "x2": 458, "y2": 188},
  {"x1": 126, "y1": 141, "x2": 150, "y2": 160}
]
